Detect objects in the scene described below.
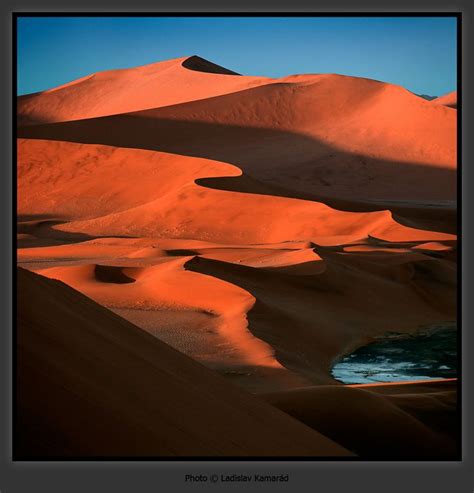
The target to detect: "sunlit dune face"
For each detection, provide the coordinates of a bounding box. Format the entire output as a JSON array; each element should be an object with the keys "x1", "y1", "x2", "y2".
[{"x1": 431, "y1": 90, "x2": 457, "y2": 109}]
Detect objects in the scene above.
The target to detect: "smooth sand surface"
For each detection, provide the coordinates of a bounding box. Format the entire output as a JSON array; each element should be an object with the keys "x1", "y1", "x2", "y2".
[
  {"x1": 262, "y1": 382, "x2": 457, "y2": 459},
  {"x1": 17, "y1": 56, "x2": 457, "y2": 456}
]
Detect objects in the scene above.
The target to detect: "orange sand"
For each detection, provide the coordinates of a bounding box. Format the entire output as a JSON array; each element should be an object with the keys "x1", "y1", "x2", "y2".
[{"x1": 432, "y1": 90, "x2": 457, "y2": 109}]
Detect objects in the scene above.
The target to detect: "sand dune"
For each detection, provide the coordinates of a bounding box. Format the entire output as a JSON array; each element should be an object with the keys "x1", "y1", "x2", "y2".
[
  {"x1": 185, "y1": 253, "x2": 455, "y2": 384},
  {"x1": 18, "y1": 56, "x2": 273, "y2": 125},
  {"x1": 18, "y1": 139, "x2": 455, "y2": 245},
  {"x1": 17, "y1": 267, "x2": 350, "y2": 457},
  {"x1": 432, "y1": 90, "x2": 457, "y2": 109},
  {"x1": 262, "y1": 383, "x2": 457, "y2": 458},
  {"x1": 17, "y1": 56, "x2": 457, "y2": 457},
  {"x1": 34, "y1": 260, "x2": 289, "y2": 373}
]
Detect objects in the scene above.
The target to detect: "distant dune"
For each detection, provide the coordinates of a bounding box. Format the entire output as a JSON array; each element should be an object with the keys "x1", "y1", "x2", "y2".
[
  {"x1": 18, "y1": 56, "x2": 271, "y2": 125},
  {"x1": 17, "y1": 56, "x2": 458, "y2": 457},
  {"x1": 432, "y1": 90, "x2": 457, "y2": 109}
]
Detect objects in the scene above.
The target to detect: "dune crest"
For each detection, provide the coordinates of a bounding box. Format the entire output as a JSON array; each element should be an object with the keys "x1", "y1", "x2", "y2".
[{"x1": 432, "y1": 90, "x2": 457, "y2": 109}]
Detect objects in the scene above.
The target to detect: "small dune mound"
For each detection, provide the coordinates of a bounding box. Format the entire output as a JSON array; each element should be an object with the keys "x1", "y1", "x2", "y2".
[
  {"x1": 412, "y1": 241, "x2": 454, "y2": 252},
  {"x1": 432, "y1": 90, "x2": 457, "y2": 109}
]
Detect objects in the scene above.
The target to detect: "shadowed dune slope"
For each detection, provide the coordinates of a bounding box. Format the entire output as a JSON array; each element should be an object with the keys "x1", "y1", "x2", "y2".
[
  {"x1": 185, "y1": 253, "x2": 455, "y2": 384},
  {"x1": 16, "y1": 267, "x2": 351, "y2": 458},
  {"x1": 355, "y1": 380, "x2": 458, "y2": 441},
  {"x1": 262, "y1": 384, "x2": 457, "y2": 459}
]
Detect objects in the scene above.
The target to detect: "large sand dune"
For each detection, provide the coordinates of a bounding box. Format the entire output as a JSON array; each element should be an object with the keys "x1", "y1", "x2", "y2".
[
  {"x1": 17, "y1": 267, "x2": 350, "y2": 457},
  {"x1": 17, "y1": 56, "x2": 458, "y2": 457},
  {"x1": 18, "y1": 139, "x2": 455, "y2": 243},
  {"x1": 18, "y1": 55, "x2": 273, "y2": 125}
]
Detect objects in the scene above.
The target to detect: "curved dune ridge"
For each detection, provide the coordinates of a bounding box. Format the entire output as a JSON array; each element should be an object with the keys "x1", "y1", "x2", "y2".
[
  {"x1": 432, "y1": 90, "x2": 457, "y2": 109},
  {"x1": 34, "y1": 261, "x2": 285, "y2": 369},
  {"x1": 18, "y1": 139, "x2": 455, "y2": 244},
  {"x1": 17, "y1": 56, "x2": 458, "y2": 456}
]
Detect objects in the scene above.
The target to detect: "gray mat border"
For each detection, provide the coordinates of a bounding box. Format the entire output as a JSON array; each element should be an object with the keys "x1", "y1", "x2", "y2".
[{"x1": 1, "y1": 2, "x2": 472, "y2": 492}]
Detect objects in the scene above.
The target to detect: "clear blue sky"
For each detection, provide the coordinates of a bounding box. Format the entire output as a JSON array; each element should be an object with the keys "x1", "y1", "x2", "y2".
[{"x1": 17, "y1": 16, "x2": 457, "y2": 97}]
